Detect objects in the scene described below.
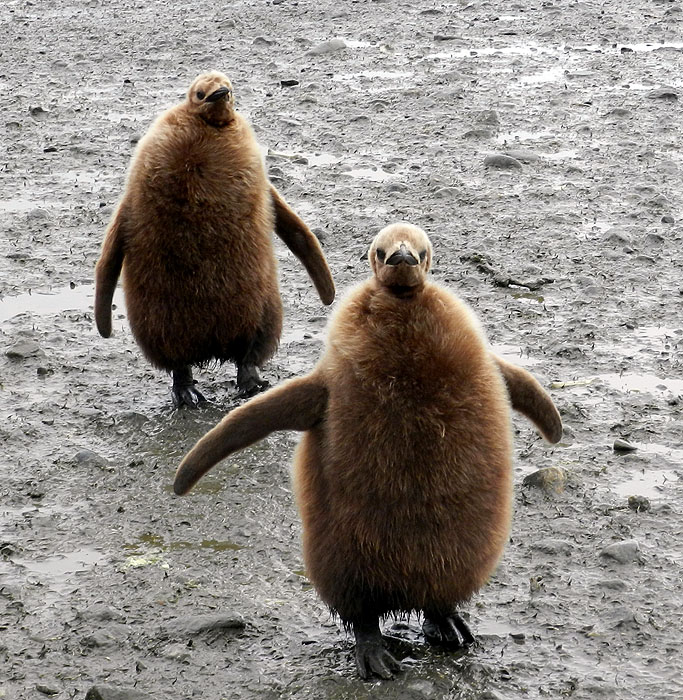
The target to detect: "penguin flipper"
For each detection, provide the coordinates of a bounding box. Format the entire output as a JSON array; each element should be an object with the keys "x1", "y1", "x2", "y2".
[
  {"x1": 174, "y1": 374, "x2": 328, "y2": 495},
  {"x1": 94, "y1": 206, "x2": 126, "y2": 338},
  {"x1": 270, "y1": 185, "x2": 336, "y2": 305},
  {"x1": 493, "y1": 355, "x2": 563, "y2": 443}
]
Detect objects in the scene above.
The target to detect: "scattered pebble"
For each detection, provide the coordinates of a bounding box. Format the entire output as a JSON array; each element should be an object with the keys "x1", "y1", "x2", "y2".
[
  {"x1": 522, "y1": 467, "x2": 568, "y2": 494},
  {"x1": 600, "y1": 539, "x2": 641, "y2": 564},
  {"x1": 307, "y1": 38, "x2": 347, "y2": 55},
  {"x1": 531, "y1": 538, "x2": 574, "y2": 555},
  {"x1": 628, "y1": 495, "x2": 651, "y2": 512},
  {"x1": 6, "y1": 340, "x2": 44, "y2": 359},
  {"x1": 168, "y1": 613, "x2": 246, "y2": 637},
  {"x1": 613, "y1": 438, "x2": 637, "y2": 452},
  {"x1": 484, "y1": 154, "x2": 523, "y2": 170}
]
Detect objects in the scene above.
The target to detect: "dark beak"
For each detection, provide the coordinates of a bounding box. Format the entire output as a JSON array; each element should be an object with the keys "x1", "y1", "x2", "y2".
[
  {"x1": 205, "y1": 86, "x2": 231, "y2": 103},
  {"x1": 386, "y1": 244, "x2": 418, "y2": 266}
]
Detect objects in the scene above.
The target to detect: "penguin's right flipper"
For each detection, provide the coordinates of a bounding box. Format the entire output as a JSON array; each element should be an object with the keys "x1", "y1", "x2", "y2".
[
  {"x1": 493, "y1": 355, "x2": 563, "y2": 444},
  {"x1": 173, "y1": 373, "x2": 328, "y2": 495},
  {"x1": 94, "y1": 204, "x2": 126, "y2": 338},
  {"x1": 270, "y1": 185, "x2": 336, "y2": 305}
]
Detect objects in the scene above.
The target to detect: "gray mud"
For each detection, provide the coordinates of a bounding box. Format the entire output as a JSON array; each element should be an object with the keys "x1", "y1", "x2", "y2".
[{"x1": 1, "y1": 1, "x2": 682, "y2": 698}]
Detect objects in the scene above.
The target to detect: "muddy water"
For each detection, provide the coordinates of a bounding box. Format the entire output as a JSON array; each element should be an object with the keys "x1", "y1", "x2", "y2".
[{"x1": 2, "y1": 0, "x2": 683, "y2": 698}]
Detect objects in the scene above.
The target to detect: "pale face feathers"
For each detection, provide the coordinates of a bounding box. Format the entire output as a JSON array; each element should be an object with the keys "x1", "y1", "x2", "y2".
[
  {"x1": 186, "y1": 71, "x2": 236, "y2": 126},
  {"x1": 369, "y1": 223, "x2": 433, "y2": 294}
]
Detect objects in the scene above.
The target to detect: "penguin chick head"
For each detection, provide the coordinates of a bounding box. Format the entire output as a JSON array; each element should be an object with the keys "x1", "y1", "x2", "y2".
[
  {"x1": 186, "y1": 71, "x2": 235, "y2": 127},
  {"x1": 369, "y1": 223, "x2": 432, "y2": 296}
]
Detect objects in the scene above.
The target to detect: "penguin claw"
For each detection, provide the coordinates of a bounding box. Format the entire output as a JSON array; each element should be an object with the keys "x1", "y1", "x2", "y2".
[
  {"x1": 171, "y1": 384, "x2": 206, "y2": 409},
  {"x1": 355, "y1": 641, "x2": 402, "y2": 680},
  {"x1": 236, "y1": 364, "x2": 269, "y2": 398},
  {"x1": 422, "y1": 612, "x2": 475, "y2": 649}
]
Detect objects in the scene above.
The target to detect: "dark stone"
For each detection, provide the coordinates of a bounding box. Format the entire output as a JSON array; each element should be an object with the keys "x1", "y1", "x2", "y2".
[
  {"x1": 85, "y1": 687, "x2": 153, "y2": 700},
  {"x1": 484, "y1": 154, "x2": 523, "y2": 170}
]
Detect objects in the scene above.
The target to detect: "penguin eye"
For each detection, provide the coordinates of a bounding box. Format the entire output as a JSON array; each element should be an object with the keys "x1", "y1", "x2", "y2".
[
  {"x1": 376, "y1": 249, "x2": 386, "y2": 262},
  {"x1": 196, "y1": 90, "x2": 206, "y2": 100},
  {"x1": 419, "y1": 250, "x2": 427, "y2": 262}
]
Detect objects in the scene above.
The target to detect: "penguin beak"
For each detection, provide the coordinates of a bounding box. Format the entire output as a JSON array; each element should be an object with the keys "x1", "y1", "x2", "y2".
[
  {"x1": 205, "y1": 86, "x2": 232, "y2": 102},
  {"x1": 386, "y1": 243, "x2": 418, "y2": 266}
]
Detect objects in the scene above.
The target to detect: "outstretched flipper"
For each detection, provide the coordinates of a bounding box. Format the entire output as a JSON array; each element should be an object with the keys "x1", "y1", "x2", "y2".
[
  {"x1": 174, "y1": 373, "x2": 328, "y2": 495},
  {"x1": 94, "y1": 204, "x2": 126, "y2": 338},
  {"x1": 493, "y1": 355, "x2": 563, "y2": 443},
  {"x1": 270, "y1": 185, "x2": 335, "y2": 306}
]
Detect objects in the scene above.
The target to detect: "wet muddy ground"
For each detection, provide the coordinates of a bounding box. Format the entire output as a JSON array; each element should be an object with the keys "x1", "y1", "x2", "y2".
[{"x1": 1, "y1": 0, "x2": 682, "y2": 698}]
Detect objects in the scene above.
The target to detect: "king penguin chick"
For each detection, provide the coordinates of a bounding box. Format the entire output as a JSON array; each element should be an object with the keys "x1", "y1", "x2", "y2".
[
  {"x1": 94, "y1": 71, "x2": 335, "y2": 406},
  {"x1": 173, "y1": 223, "x2": 563, "y2": 678}
]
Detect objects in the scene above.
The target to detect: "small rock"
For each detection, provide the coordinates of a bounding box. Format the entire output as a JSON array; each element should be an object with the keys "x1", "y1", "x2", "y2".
[
  {"x1": 6, "y1": 340, "x2": 44, "y2": 359},
  {"x1": 522, "y1": 467, "x2": 567, "y2": 494},
  {"x1": 613, "y1": 438, "x2": 637, "y2": 452},
  {"x1": 85, "y1": 686, "x2": 154, "y2": 700},
  {"x1": 661, "y1": 215, "x2": 675, "y2": 224},
  {"x1": 280, "y1": 79, "x2": 300, "y2": 87},
  {"x1": 476, "y1": 109, "x2": 500, "y2": 126},
  {"x1": 252, "y1": 36, "x2": 275, "y2": 46},
  {"x1": 169, "y1": 613, "x2": 245, "y2": 636},
  {"x1": 307, "y1": 38, "x2": 347, "y2": 55},
  {"x1": 462, "y1": 128, "x2": 495, "y2": 139},
  {"x1": 406, "y1": 679, "x2": 438, "y2": 698},
  {"x1": 162, "y1": 642, "x2": 192, "y2": 662},
  {"x1": 647, "y1": 86, "x2": 678, "y2": 101},
  {"x1": 36, "y1": 686, "x2": 59, "y2": 696},
  {"x1": 531, "y1": 538, "x2": 574, "y2": 555},
  {"x1": 602, "y1": 228, "x2": 631, "y2": 246},
  {"x1": 484, "y1": 154, "x2": 523, "y2": 170},
  {"x1": 73, "y1": 449, "x2": 111, "y2": 470},
  {"x1": 600, "y1": 539, "x2": 640, "y2": 564},
  {"x1": 627, "y1": 495, "x2": 650, "y2": 512}
]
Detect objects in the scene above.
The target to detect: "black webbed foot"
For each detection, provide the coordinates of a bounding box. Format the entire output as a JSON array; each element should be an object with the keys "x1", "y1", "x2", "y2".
[
  {"x1": 353, "y1": 617, "x2": 402, "y2": 680},
  {"x1": 171, "y1": 367, "x2": 206, "y2": 408},
  {"x1": 236, "y1": 363, "x2": 269, "y2": 398},
  {"x1": 422, "y1": 611, "x2": 475, "y2": 649}
]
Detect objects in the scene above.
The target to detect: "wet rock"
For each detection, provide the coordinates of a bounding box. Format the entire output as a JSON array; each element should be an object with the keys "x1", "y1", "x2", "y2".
[
  {"x1": 484, "y1": 154, "x2": 523, "y2": 170},
  {"x1": 168, "y1": 613, "x2": 245, "y2": 637},
  {"x1": 161, "y1": 642, "x2": 192, "y2": 662},
  {"x1": 661, "y1": 214, "x2": 675, "y2": 224},
  {"x1": 531, "y1": 538, "x2": 574, "y2": 555},
  {"x1": 602, "y1": 227, "x2": 631, "y2": 246},
  {"x1": 85, "y1": 687, "x2": 153, "y2": 700},
  {"x1": 600, "y1": 539, "x2": 641, "y2": 564},
  {"x1": 76, "y1": 604, "x2": 125, "y2": 622},
  {"x1": 73, "y1": 449, "x2": 111, "y2": 470},
  {"x1": 81, "y1": 632, "x2": 115, "y2": 648},
  {"x1": 628, "y1": 495, "x2": 651, "y2": 512},
  {"x1": 36, "y1": 686, "x2": 59, "y2": 696},
  {"x1": 613, "y1": 438, "x2": 637, "y2": 452},
  {"x1": 6, "y1": 340, "x2": 45, "y2": 359},
  {"x1": 522, "y1": 467, "x2": 567, "y2": 494},
  {"x1": 307, "y1": 38, "x2": 347, "y2": 55},
  {"x1": 280, "y1": 79, "x2": 300, "y2": 87},
  {"x1": 252, "y1": 36, "x2": 275, "y2": 46},
  {"x1": 647, "y1": 86, "x2": 678, "y2": 101}
]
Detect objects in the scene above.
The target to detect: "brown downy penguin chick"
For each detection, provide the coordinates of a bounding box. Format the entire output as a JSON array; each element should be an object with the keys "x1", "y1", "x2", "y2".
[
  {"x1": 94, "y1": 71, "x2": 335, "y2": 406},
  {"x1": 173, "y1": 223, "x2": 563, "y2": 679}
]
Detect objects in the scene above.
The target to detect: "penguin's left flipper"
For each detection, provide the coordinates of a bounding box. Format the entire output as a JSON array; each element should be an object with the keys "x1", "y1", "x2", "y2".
[
  {"x1": 493, "y1": 355, "x2": 563, "y2": 443},
  {"x1": 173, "y1": 373, "x2": 328, "y2": 496},
  {"x1": 94, "y1": 203, "x2": 126, "y2": 338},
  {"x1": 270, "y1": 185, "x2": 336, "y2": 305}
]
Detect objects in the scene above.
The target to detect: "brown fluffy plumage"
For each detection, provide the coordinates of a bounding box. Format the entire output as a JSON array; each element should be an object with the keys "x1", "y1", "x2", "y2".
[
  {"x1": 174, "y1": 223, "x2": 562, "y2": 678},
  {"x1": 95, "y1": 71, "x2": 335, "y2": 404}
]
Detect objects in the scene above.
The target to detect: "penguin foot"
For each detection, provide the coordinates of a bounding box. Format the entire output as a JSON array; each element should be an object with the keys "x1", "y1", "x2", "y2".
[
  {"x1": 422, "y1": 611, "x2": 475, "y2": 649},
  {"x1": 353, "y1": 617, "x2": 402, "y2": 680},
  {"x1": 236, "y1": 364, "x2": 269, "y2": 398},
  {"x1": 171, "y1": 368, "x2": 206, "y2": 408}
]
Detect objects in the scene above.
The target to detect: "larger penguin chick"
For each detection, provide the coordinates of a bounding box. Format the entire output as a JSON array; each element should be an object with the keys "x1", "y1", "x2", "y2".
[
  {"x1": 174, "y1": 223, "x2": 563, "y2": 679},
  {"x1": 94, "y1": 71, "x2": 335, "y2": 406}
]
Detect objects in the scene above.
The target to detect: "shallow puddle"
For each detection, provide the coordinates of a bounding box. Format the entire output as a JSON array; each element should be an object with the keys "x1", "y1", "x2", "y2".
[
  {"x1": 613, "y1": 469, "x2": 679, "y2": 500},
  {"x1": 124, "y1": 532, "x2": 245, "y2": 554},
  {"x1": 11, "y1": 547, "x2": 105, "y2": 598},
  {"x1": 344, "y1": 167, "x2": 393, "y2": 182},
  {"x1": 0, "y1": 284, "x2": 124, "y2": 323},
  {"x1": 599, "y1": 372, "x2": 683, "y2": 395}
]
